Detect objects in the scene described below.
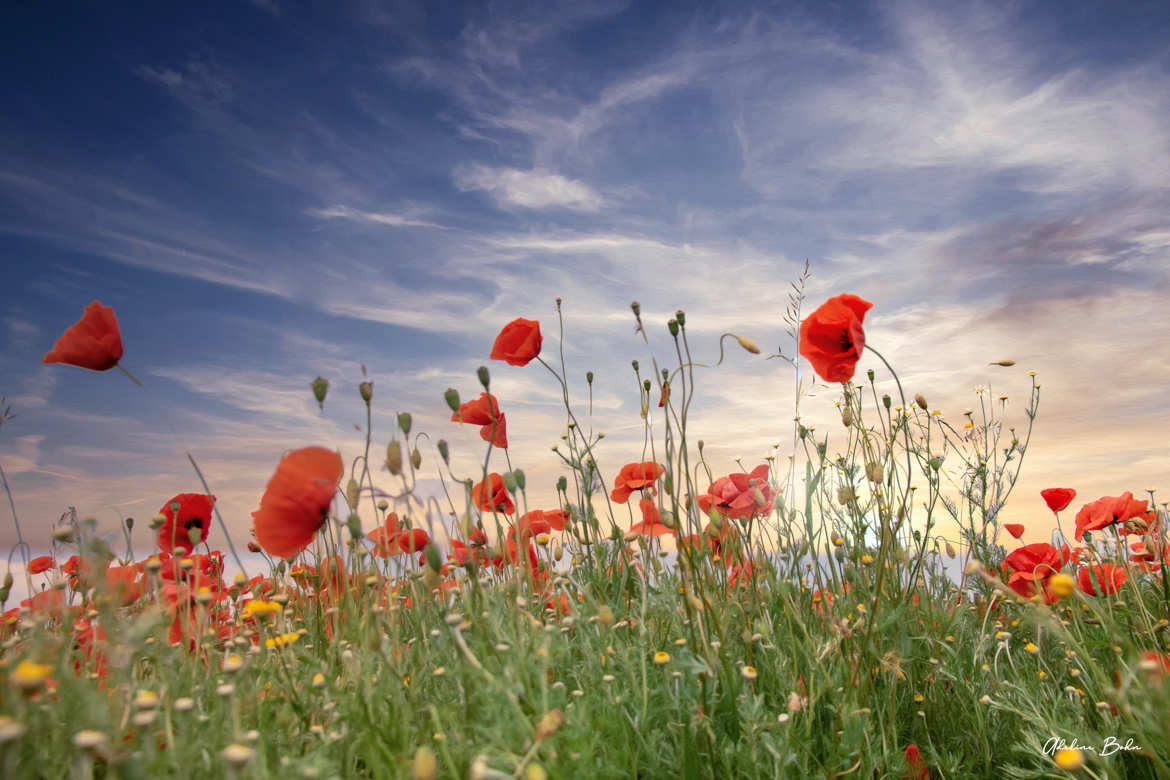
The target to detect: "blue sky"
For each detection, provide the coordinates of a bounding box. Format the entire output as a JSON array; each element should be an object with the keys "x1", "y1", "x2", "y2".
[{"x1": 2, "y1": 0, "x2": 1169, "y2": 588}]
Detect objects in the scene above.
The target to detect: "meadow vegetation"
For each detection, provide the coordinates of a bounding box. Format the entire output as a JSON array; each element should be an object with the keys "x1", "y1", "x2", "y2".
[{"x1": 1, "y1": 278, "x2": 1168, "y2": 778}]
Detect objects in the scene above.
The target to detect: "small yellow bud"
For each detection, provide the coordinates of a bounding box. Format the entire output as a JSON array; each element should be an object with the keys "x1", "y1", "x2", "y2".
[{"x1": 412, "y1": 746, "x2": 438, "y2": 780}]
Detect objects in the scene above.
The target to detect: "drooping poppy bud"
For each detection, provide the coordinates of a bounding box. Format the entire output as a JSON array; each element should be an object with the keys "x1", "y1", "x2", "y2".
[{"x1": 311, "y1": 377, "x2": 329, "y2": 410}]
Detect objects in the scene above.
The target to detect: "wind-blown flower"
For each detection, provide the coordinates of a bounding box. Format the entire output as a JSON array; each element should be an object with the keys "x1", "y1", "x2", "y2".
[
  {"x1": 629, "y1": 498, "x2": 676, "y2": 536},
  {"x1": 251, "y1": 447, "x2": 343, "y2": 560},
  {"x1": 610, "y1": 461, "x2": 665, "y2": 504},
  {"x1": 1003, "y1": 543, "x2": 1064, "y2": 602},
  {"x1": 1074, "y1": 492, "x2": 1148, "y2": 541},
  {"x1": 452, "y1": 393, "x2": 507, "y2": 448},
  {"x1": 1004, "y1": 523, "x2": 1025, "y2": 540},
  {"x1": 157, "y1": 493, "x2": 216, "y2": 555},
  {"x1": 473, "y1": 473, "x2": 515, "y2": 515},
  {"x1": 798, "y1": 294, "x2": 873, "y2": 383},
  {"x1": 42, "y1": 301, "x2": 124, "y2": 372},
  {"x1": 28, "y1": 556, "x2": 53, "y2": 575}
]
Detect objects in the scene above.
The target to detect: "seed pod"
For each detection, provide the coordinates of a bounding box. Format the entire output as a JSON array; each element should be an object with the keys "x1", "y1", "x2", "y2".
[
  {"x1": 359, "y1": 380, "x2": 373, "y2": 403},
  {"x1": 838, "y1": 486, "x2": 855, "y2": 505},
  {"x1": 882, "y1": 394, "x2": 891, "y2": 410},
  {"x1": 667, "y1": 319, "x2": 679, "y2": 337},
  {"x1": 386, "y1": 440, "x2": 403, "y2": 475},
  {"x1": 410, "y1": 448, "x2": 422, "y2": 470},
  {"x1": 841, "y1": 408, "x2": 854, "y2": 427},
  {"x1": 865, "y1": 462, "x2": 884, "y2": 483},
  {"x1": 945, "y1": 541, "x2": 957, "y2": 559},
  {"x1": 345, "y1": 478, "x2": 360, "y2": 510}
]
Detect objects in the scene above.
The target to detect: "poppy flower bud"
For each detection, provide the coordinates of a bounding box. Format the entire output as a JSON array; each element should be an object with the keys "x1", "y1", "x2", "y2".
[
  {"x1": 630, "y1": 301, "x2": 640, "y2": 317},
  {"x1": 2, "y1": 571, "x2": 11, "y2": 590},
  {"x1": 125, "y1": 517, "x2": 134, "y2": 531},
  {"x1": 556, "y1": 476, "x2": 567, "y2": 493},
  {"x1": 841, "y1": 408, "x2": 854, "y2": 427},
  {"x1": 865, "y1": 462, "x2": 884, "y2": 483},
  {"x1": 346, "y1": 513, "x2": 362, "y2": 540},
  {"x1": 443, "y1": 388, "x2": 461, "y2": 414},
  {"x1": 945, "y1": 541, "x2": 956, "y2": 559},
  {"x1": 477, "y1": 366, "x2": 490, "y2": 389},
  {"x1": 386, "y1": 440, "x2": 403, "y2": 475},
  {"x1": 989, "y1": 359, "x2": 1015, "y2": 367},
  {"x1": 734, "y1": 335, "x2": 760, "y2": 354},
  {"x1": 423, "y1": 566, "x2": 441, "y2": 590},
  {"x1": 410, "y1": 448, "x2": 422, "y2": 470},
  {"x1": 503, "y1": 472, "x2": 518, "y2": 493},
  {"x1": 675, "y1": 310, "x2": 686, "y2": 328},
  {"x1": 866, "y1": 369, "x2": 875, "y2": 382},
  {"x1": 359, "y1": 381, "x2": 373, "y2": 403},
  {"x1": 586, "y1": 371, "x2": 594, "y2": 385},
  {"x1": 311, "y1": 377, "x2": 329, "y2": 410},
  {"x1": 393, "y1": 412, "x2": 411, "y2": 436},
  {"x1": 345, "y1": 478, "x2": 360, "y2": 510},
  {"x1": 882, "y1": 394, "x2": 891, "y2": 409},
  {"x1": 424, "y1": 543, "x2": 441, "y2": 573},
  {"x1": 247, "y1": 541, "x2": 262, "y2": 554},
  {"x1": 437, "y1": 440, "x2": 449, "y2": 464},
  {"x1": 667, "y1": 319, "x2": 679, "y2": 337},
  {"x1": 914, "y1": 393, "x2": 928, "y2": 411}
]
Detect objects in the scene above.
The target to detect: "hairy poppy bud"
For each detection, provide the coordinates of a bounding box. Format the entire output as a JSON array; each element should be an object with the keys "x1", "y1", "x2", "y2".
[
  {"x1": 502, "y1": 472, "x2": 518, "y2": 493},
  {"x1": 865, "y1": 462, "x2": 884, "y2": 483},
  {"x1": 841, "y1": 408, "x2": 854, "y2": 427},
  {"x1": 630, "y1": 301, "x2": 640, "y2": 317},
  {"x1": 346, "y1": 513, "x2": 362, "y2": 540},
  {"x1": 311, "y1": 376, "x2": 329, "y2": 410},
  {"x1": 359, "y1": 381, "x2": 373, "y2": 403},
  {"x1": 866, "y1": 369, "x2": 875, "y2": 382},
  {"x1": 675, "y1": 310, "x2": 686, "y2": 328},
  {"x1": 477, "y1": 366, "x2": 490, "y2": 390},
  {"x1": 989, "y1": 359, "x2": 1015, "y2": 367},
  {"x1": 882, "y1": 394, "x2": 891, "y2": 409},
  {"x1": 734, "y1": 335, "x2": 760, "y2": 354},
  {"x1": 125, "y1": 517, "x2": 134, "y2": 531},
  {"x1": 914, "y1": 393, "x2": 928, "y2": 411},
  {"x1": 556, "y1": 476, "x2": 567, "y2": 493},
  {"x1": 437, "y1": 440, "x2": 449, "y2": 464},
  {"x1": 667, "y1": 319, "x2": 679, "y2": 337},
  {"x1": 345, "y1": 478, "x2": 360, "y2": 510},
  {"x1": 386, "y1": 440, "x2": 403, "y2": 475},
  {"x1": 444, "y1": 388, "x2": 460, "y2": 413},
  {"x1": 410, "y1": 448, "x2": 422, "y2": 470},
  {"x1": 586, "y1": 371, "x2": 594, "y2": 384},
  {"x1": 397, "y1": 413, "x2": 412, "y2": 435},
  {"x1": 945, "y1": 541, "x2": 956, "y2": 559}
]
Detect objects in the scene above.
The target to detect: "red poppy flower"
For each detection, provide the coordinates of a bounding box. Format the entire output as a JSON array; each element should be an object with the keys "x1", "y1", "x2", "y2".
[
  {"x1": 1141, "y1": 651, "x2": 1170, "y2": 684},
  {"x1": 1041, "y1": 488, "x2": 1076, "y2": 513},
  {"x1": 103, "y1": 565, "x2": 143, "y2": 607},
  {"x1": 903, "y1": 744, "x2": 930, "y2": 779},
  {"x1": 369, "y1": 512, "x2": 404, "y2": 557},
  {"x1": 630, "y1": 498, "x2": 676, "y2": 536},
  {"x1": 1004, "y1": 523, "x2": 1025, "y2": 540},
  {"x1": 1074, "y1": 492, "x2": 1147, "y2": 541},
  {"x1": 452, "y1": 393, "x2": 508, "y2": 448},
  {"x1": 251, "y1": 446, "x2": 343, "y2": 560},
  {"x1": 473, "y1": 473, "x2": 515, "y2": 515},
  {"x1": 28, "y1": 556, "x2": 54, "y2": 575},
  {"x1": 398, "y1": 528, "x2": 430, "y2": 555},
  {"x1": 798, "y1": 294, "x2": 873, "y2": 383},
  {"x1": 610, "y1": 461, "x2": 665, "y2": 504},
  {"x1": 490, "y1": 318, "x2": 542, "y2": 366},
  {"x1": 1003, "y1": 543, "x2": 1063, "y2": 601},
  {"x1": 157, "y1": 493, "x2": 216, "y2": 555},
  {"x1": 42, "y1": 301, "x2": 124, "y2": 372},
  {"x1": 22, "y1": 588, "x2": 67, "y2": 619},
  {"x1": 696, "y1": 464, "x2": 776, "y2": 521},
  {"x1": 1077, "y1": 563, "x2": 1127, "y2": 596},
  {"x1": 512, "y1": 511, "x2": 552, "y2": 543}
]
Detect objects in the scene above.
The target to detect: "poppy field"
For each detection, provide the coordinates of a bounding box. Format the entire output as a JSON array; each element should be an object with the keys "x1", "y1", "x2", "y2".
[{"x1": 2, "y1": 287, "x2": 1169, "y2": 779}]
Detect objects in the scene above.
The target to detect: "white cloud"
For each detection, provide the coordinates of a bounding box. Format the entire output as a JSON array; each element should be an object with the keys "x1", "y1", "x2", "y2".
[
  {"x1": 453, "y1": 165, "x2": 603, "y2": 211},
  {"x1": 307, "y1": 204, "x2": 445, "y2": 230}
]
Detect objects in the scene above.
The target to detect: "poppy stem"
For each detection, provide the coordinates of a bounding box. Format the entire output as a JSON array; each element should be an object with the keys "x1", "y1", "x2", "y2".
[
  {"x1": 186, "y1": 451, "x2": 248, "y2": 580},
  {"x1": 0, "y1": 461, "x2": 34, "y2": 601},
  {"x1": 116, "y1": 363, "x2": 143, "y2": 387}
]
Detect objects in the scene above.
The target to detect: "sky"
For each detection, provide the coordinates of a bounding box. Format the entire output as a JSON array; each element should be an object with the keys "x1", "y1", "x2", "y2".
[{"x1": 1, "y1": 0, "x2": 1168, "y2": 595}]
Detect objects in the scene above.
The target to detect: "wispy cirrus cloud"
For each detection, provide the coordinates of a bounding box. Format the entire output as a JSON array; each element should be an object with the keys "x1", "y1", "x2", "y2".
[{"x1": 453, "y1": 165, "x2": 604, "y2": 211}]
